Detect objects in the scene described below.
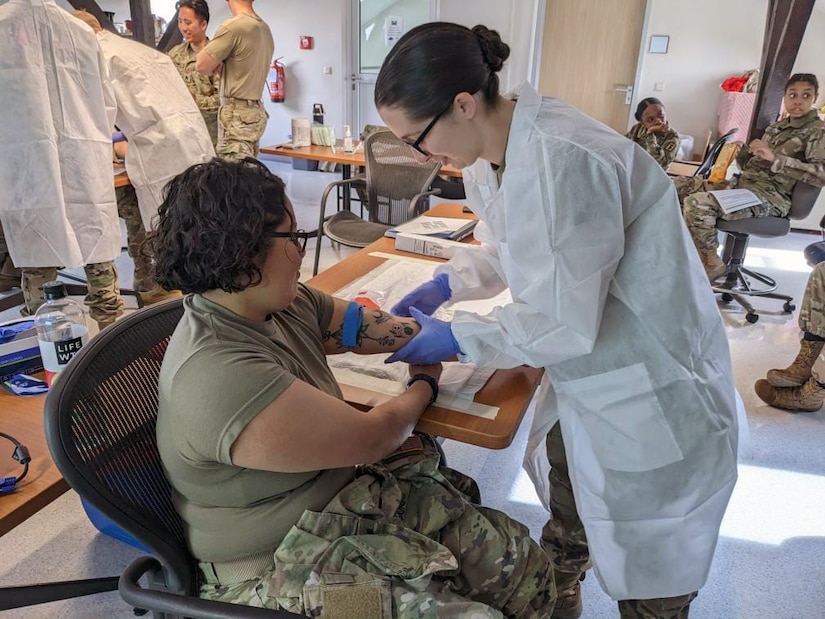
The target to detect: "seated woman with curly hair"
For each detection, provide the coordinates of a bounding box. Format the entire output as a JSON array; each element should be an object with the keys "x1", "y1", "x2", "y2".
[{"x1": 148, "y1": 158, "x2": 556, "y2": 618}]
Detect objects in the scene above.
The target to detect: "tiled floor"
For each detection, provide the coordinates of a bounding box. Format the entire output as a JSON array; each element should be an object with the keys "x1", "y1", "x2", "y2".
[{"x1": 1, "y1": 187, "x2": 824, "y2": 617}]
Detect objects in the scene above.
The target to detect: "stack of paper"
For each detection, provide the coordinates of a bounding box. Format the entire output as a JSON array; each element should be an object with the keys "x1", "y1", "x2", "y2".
[
  {"x1": 385, "y1": 216, "x2": 477, "y2": 240},
  {"x1": 709, "y1": 189, "x2": 762, "y2": 214}
]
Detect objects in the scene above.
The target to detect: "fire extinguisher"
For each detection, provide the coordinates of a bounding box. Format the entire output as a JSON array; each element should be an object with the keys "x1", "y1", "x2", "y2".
[{"x1": 268, "y1": 57, "x2": 285, "y2": 103}]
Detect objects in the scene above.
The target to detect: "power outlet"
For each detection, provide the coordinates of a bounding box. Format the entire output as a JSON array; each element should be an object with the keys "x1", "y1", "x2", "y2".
[{"x1": 654, "y1": 82, "x2": 665, "y2": 91}]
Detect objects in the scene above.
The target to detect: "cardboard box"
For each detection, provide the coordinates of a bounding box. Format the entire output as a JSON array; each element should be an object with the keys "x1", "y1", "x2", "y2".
[
  {"x1": 0, "y1": 318, "x2": 43, "y2": 382},
  {"x1": 395, "y1": 233, "x2": 481, "y2": 259}
]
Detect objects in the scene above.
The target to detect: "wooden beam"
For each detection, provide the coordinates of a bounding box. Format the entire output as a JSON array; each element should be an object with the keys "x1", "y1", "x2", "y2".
[
  {"x1": 66, "y1": 0, "x2": 117, "y2": 33},
  {"x1": 748, "y1": 0, "x2": 816, "y2": 140},
  {"x1": 129, "y1": 0, "x2": 154, "y2": 47},
  {"x1": 157, "y1": 10, "x2": 183, "y2": 52}
]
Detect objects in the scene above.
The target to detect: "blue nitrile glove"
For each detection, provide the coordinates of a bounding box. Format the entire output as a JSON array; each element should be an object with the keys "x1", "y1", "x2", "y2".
[
  {"x1": 112, "y1": 131, "x2": 127, "y2": 143},
  {"x1": 0, "y1": 321, "x2": 35, "y2": 344},
  {"x1": 386, "y1": 307, "x2": 461, "y2": 365},
  {"x1": 391, "y1": 273, "x2": 452, "y2": 317}
]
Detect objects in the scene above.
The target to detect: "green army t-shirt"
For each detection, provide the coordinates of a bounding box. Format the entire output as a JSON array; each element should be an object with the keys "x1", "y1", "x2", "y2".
[
  {"x1": 157, "y1": 285, "x2": 355, "y2": 562},
  {"x1": 203, "y1": 13, "x2": 274, "y2": 101}
]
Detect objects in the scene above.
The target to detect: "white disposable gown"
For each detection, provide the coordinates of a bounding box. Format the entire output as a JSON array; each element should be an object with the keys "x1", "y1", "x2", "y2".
[
  {"x1": 438, "y1": 84, "x2": 739, "y2": 601},
  {"x1": 0, "y1": 0, "x2": 121, "y2": 268},
  {"x1": 96, "y1": 31, "x2": 214, "y2": 229}
]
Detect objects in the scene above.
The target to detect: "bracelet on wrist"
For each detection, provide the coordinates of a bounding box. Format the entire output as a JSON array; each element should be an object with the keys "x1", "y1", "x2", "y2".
[{"x1": 406, "y1": 373, "x2": 439, "y2": 405}]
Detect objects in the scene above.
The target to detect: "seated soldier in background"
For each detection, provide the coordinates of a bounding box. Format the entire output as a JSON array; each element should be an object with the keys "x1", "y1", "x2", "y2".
[
  {"x1": 625, "y1": 97, "x2": 681, "y2": 169},
  {"x1": 756, "y1": 260, "x2": 825, "y2": 412},
  {"x1": 678, "y1": 73, "x2": 825, "y2": 282}
]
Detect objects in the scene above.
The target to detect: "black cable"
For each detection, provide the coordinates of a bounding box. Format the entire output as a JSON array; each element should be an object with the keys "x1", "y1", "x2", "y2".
[{"x1": 0, "y1": 431, "x2": 30, "y2": 494}]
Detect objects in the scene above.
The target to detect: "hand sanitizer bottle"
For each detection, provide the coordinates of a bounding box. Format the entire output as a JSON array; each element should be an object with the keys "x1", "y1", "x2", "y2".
[{"x1": 343, "y1": 125, "x2": 353, "y2": 152}]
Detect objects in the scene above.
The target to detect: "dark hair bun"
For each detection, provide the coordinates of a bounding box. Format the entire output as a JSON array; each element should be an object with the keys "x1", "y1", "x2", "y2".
[{"x1": 472, "y1": 25, "x2": 510, "y2": 72}]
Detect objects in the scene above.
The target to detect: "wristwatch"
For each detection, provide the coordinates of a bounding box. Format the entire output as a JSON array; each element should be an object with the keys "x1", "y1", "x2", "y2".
[{"x1": 406, "y1": 373, "x2": 439, "y2": 405}]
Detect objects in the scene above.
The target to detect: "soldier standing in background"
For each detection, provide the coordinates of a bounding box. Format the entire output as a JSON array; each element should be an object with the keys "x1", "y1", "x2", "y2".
[
  {"x1": 168, "y1": 0, "x2": 220, "y2": 146},
  {"x1": 196, "y1": 0, "x2": 273, "y2": 161}
]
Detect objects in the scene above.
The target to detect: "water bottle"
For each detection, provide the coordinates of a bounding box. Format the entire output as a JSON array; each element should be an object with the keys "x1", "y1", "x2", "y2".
[{"x1": 34, "y1": 281, "x2": 88, "y2": 386}]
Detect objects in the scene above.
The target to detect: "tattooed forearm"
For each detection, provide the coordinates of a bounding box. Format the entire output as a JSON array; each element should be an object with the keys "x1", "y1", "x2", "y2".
[{"x1": 324, "y1": 306, "x2": 419, "y2": 354}]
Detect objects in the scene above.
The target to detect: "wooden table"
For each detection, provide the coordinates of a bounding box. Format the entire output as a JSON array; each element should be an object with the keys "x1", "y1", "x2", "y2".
[
  {"x1": 308, "y1": 203, "x2": 544, "y2": 449},
  {"x1": 114, "y1": 164, "x2": 130, "y2": 188},
  {"x1": 0, "y1": 387, "x2": 68, "y2": 537},
  {"x1": 260, "y1": 141, "x2": 463, "y2": 178}
]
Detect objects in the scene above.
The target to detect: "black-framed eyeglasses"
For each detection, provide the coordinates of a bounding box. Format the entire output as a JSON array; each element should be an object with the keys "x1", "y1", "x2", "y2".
[
  {"x1": 406, "y1": 100, "x2": 453, "y2": 156},
  {"x1": 272, "y1": 229, "x2": 308, "y2": 254}
]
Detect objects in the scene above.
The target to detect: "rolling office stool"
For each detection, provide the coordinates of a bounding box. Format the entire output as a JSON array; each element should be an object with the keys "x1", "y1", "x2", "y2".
[{"x1": 713, "y1": 182, "x2": 821, "y2": 323}]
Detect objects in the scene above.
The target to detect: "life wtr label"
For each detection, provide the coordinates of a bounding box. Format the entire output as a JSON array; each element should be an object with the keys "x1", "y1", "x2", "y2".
[{"x1": 39, "y1": 333, "x2": 87, "y2": 372}]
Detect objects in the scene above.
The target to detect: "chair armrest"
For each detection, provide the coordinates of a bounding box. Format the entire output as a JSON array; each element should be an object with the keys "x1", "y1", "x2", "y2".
[
  {"x1": 408, "y1": 188, "x2": 442, "y2": 219},
  {"x1": 317, "y1": 177, "x2": 364, "y2": 230},
  {"x1": 119, "y1": 556, "x2": 305, "y2": 618}
]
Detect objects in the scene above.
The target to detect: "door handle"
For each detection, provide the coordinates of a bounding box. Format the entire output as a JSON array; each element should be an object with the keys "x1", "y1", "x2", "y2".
[{"x1": 614, "y1": 85, "x2": 633, "y2": 105}]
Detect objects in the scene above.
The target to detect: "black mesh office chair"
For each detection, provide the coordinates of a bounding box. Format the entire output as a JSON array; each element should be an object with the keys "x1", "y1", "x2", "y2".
[
  {"x1": 714, "y1": 182, "x2": 822, "y2": 323},
  {"x1": 312, "y1": 129, "x2": 442, "y2": 275},
  {"x1": 44, "y1": 298, "x2": 303, "y2": 618}
]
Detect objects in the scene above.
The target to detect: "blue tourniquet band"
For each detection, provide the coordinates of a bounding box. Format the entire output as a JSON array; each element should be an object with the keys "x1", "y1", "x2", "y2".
[{"x1": 342, "y1": 302, "x2": 364, "y2": 348}]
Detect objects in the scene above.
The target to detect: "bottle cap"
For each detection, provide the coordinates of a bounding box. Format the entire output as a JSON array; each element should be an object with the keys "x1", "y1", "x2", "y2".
[{"x1": 43, "y1": 280, "x2": 67, "y2": 301}]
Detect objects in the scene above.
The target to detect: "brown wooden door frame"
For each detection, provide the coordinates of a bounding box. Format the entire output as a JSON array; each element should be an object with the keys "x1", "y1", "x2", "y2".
[{"x1": 749, "y1": 0, "x2": 816, "y2": 141}]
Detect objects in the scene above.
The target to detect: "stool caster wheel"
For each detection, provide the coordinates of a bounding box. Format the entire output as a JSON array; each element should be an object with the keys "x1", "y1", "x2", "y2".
[
  {"x1": 721, "y1": 293, "x2": 733, "y2": 303},
  {"x1": 746, "y1": 312, "x2": 759, "y2": 324},
  {"x1": 783, "y1": 302, "x2": 795, "y2": 313}
]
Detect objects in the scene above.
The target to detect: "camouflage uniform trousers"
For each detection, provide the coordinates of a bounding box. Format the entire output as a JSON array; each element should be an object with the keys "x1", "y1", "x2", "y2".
[
  {"x1": 217, "y1": 98, "x2": 268, "y2": 162},
  {"x1": 116, "y1": 184, "x2": 155, "y2": 293},
  {"x1": 680, "y1": 180, "x2": 780, "y2": 253},
  {"x1": 21, "y1": 262, "x2": 123, "y2": 325},
  {"x1": 542, "y1": 422, "x2": 697, "y2": 619},
  {"x1": 200, "y1": 434, "x2": 556, "y2": 618},
  {"x1": 167, "y1": 42, "x2": 220, "y2": 148},
  {"x1": 799, "y1": 261, "x2": 825, "y2": 338}
]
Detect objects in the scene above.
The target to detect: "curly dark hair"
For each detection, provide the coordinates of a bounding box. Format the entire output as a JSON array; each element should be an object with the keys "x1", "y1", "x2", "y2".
[{"x1": 149, "y1": 158, "x2": 291, "y2": 294}]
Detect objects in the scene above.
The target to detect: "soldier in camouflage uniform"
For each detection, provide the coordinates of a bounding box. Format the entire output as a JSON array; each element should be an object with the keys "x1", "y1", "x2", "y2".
[
  {"x1": 681, "y1": 73, "x2": 825, "y2": 281},
  {"x1": 755, "y1": 260, "x2": 825, "y2": 412},
  {"x1": 625, "y1": 97, "x2": 681, "y2": 170},
  {"x1": 168, "y1": 0, "x2": 220, "y2": 147},
  {"x1": 197, "y1": 0, "x2": 273, "y2": 161}
]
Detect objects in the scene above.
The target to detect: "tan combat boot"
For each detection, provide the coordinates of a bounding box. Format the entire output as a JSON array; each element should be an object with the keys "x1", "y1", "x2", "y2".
[
  {"x1": 766, "y1": 340, "x2": 825, "y2": 387},
  {"x1": 699, "y1": 248, "x2": 726, "y2": 283},
  {"x1": 139, "y1": 287, "x2": 182, "y2": 305},
  {"x1": 754, "y1": 378, "x2": 825, "y2": 412},
  {"x1": 551, "y1": 571, "x2": 584, "y2": 619}
]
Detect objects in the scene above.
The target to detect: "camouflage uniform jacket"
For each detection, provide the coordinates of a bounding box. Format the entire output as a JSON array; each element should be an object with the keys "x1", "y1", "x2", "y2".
[
  {"x1": 625, "y1": 122, "x2": 681, "y2": 169},
  {"x1": 735, "y1": 109, "x2": 825, "y2": 214},
  {"x1": 168, "y1": 42, "x2": 220, "y2": 114}
]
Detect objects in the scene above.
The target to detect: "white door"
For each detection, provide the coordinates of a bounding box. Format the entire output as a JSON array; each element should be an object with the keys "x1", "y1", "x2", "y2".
[
  {"x1": 537, "y1": 0, "x2": 646, "y2": 133},
  {"x1": 347, "y1": 0, "x2": 436, "y2": 133}
]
